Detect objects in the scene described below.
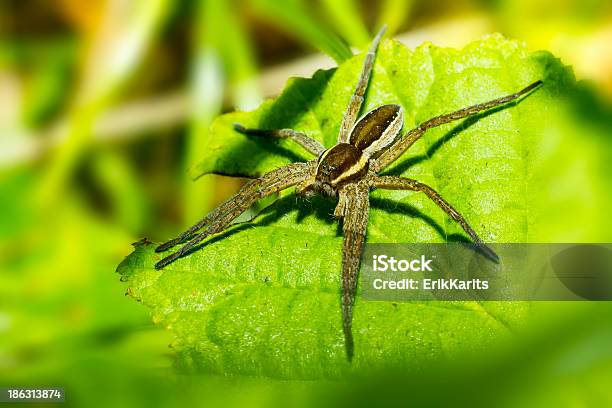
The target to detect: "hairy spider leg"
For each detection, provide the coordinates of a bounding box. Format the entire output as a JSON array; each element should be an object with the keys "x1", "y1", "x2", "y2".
[
  {"x1": 337, "y1": 25, "x2": 387, "y2": 144},
  {"x1": 369, "y1": 175, "x2": 498, "y2": 262},
  {"x1": 155, "y1": 161, "x2": 315, "y2": 268},
  {"x1": 233, "y1": 124, "x2": 325, "y2": 156},
  {"x1": 339, "y1": 180, "x2": 370, "y2": 361},
  {"x1": 371, "y1": 80, "x2": 543, "y2": 172}
]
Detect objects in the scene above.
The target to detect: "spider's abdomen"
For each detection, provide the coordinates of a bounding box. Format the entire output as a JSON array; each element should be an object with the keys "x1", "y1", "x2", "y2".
[
  {"x1": 316, "y1": 143, "x2": 368, "y2": 188},
  {"x1": 349, "y1": 104, "x2": 403, "y2": 158}
]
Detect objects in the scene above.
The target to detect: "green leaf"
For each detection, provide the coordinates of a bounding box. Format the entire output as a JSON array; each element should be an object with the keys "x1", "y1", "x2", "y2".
[{"x1": 118, "y1": 35, "x2": 612, "y2": 378}]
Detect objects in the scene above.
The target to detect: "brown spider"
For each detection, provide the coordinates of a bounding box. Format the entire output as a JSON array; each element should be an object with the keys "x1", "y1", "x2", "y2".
[{"x1": 154, "y1": 26, "x2": 542, "y2": 361}]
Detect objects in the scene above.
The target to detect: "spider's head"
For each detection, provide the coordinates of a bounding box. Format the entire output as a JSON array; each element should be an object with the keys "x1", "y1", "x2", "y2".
[{"x1": 309, "y1": 143, "x2": 369, "y2": 196}]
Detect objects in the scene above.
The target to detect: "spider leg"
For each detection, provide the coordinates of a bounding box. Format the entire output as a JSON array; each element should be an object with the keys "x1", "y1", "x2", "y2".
[
  {"x1": 337, "y1": 25, "x2": 387, "y2": 144},
  {"x1": 371, "y1": 80, "x2": 543, "y2": 172},
  {"x1": 369, "y1": 175, "x2": 498, "y2": 262},
  {"x1": 155, "y1": 161, "x2": 316, "y2": 269},
  {"x1": 340, "y1": 181, "x2": 370, "y2": 361},
  {"x1": 234, "y1": 124, "x2": 325, "y2": 157}
]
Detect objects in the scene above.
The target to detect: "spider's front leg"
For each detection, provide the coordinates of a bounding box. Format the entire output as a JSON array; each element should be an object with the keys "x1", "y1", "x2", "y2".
[
  {"x1": 155, "y1": 161, "x2": 316, "y2": 269},
  {"x1": 340, "y1": 180, "x2": 370, "y2": 361},
  {"x1": 369, "y1": 175, "x2": 498, "y2": 261},
  {"x1": 337, "y1": 25, "x2": 387, "y2": 143}
]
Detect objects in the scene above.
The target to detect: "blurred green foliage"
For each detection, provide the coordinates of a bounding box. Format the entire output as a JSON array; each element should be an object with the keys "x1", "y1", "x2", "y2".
[{"x1": 1, "y1": 0, "x2": 612, "y2": 406}]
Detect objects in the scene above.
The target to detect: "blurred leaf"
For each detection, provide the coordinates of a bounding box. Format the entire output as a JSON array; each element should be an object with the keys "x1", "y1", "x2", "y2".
[
  {"x1": 195, "y1": 0, "x2": 261, "y2": 110},
  {"x1": 91, "y1": 150, "x2": 151, "y2": 233},
  {"x1": 36, "y1": 0, "x2": 172, "y2": 207},
  {"x1": 75, "y1": 0, "x2": 172, "y2": 105},
  {"x1": 377, "y1": 0, "x2": 413, "y2": 35},
  {"x1": 319, "y1": 0, "x2": 370, "y2": 46},
  {"x1": 493, "y1": 0, "x2": 612, "y2": 95},
  {"x1": 117, "y1": 35, "x2": 612, "y2": 377},
  {"x1": 0, "y1": 170, "x2": 37, "y2": 239},
  {"x1": 249, "y1": 0, "x2": 353, "y2": 63},
  {"x1": 20, "y1": 39, "x2": 75, "y2": 127},
  {"x1": 58, "y1": 0, "x2": 105, "y2": 35},
  {"x1": 0, "y1": 168, "x2": 160, "y2": 385}
]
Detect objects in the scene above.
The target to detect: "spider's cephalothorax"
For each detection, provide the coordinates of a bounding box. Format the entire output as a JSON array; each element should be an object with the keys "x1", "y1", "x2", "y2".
[
  {"x1": 154, "y1": 25, "x2": 543, "y2": 361},
  {"x1": 307, "y1": 104, "x2": 403, "y2": 198}
]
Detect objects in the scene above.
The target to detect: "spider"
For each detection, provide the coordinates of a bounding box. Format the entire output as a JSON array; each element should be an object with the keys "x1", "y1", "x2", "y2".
[{"x1": 154, "y1": 26, "x2": 542, "y2": 361}]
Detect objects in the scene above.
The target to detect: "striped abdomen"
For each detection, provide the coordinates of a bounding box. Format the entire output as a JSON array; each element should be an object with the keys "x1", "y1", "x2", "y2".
[{"x1": 349, "y1": 104, "x2": 403, "y2": 158}]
